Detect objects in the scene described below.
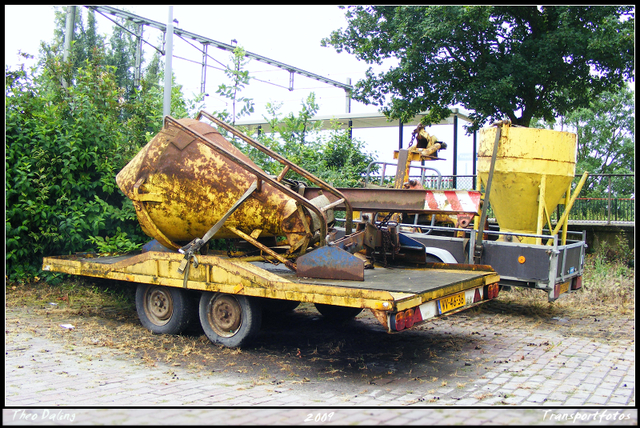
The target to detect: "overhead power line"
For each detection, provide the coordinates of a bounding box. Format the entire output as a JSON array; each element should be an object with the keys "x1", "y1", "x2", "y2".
[{"x1": 85, "y1": 5, "x2": 353, "y2": 92}]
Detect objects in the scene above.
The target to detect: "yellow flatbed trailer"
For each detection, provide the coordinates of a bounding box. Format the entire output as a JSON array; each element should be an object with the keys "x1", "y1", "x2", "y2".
[
  {"x1": 40, "y1": 113, "x2": 503, "y2": 348},
  {"x1": 42, "y1": 251, "x2": 500, "y2": 348}
]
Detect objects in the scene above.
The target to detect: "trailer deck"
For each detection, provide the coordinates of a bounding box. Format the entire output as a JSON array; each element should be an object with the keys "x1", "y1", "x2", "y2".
[{"x1": 43, "y1": 251, "x2": 499, "y2": 327}]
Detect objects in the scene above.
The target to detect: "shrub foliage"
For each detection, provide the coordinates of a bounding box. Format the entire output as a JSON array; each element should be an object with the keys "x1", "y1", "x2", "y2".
[{"x1": 6, "y1": 51, "x2": 150, "y2": 282}]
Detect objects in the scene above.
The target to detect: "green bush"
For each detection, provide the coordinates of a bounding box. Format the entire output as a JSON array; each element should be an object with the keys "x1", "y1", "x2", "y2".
[{"x1": 5, "y1": 52, "x2": 147, "y2": 282}]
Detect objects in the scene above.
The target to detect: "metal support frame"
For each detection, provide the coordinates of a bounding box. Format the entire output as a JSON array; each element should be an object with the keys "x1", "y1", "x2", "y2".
[
  {"x1": 162, "y1": 6, "x2": 174, "y2": 118},
  {"x1": 134, "y1": 23, "x2": 143, "y2": 87},
  {"x1": 62, "y1": 5, "x2": 76, "y2": 88},
  {"x1": 200, "y1": 43, "x2": 208, "y2": 94},
  {"x1": 364, "y1": 161, "x2": 443, "y2": 189},
  {"x1": 474, "y1": 120, "x2": 506, "y2": 263},
  {"x1": 472, "y1": 131, "x2": 477, "y2": 189},
  {"x1": 453, "y1": 113, "x2": 458, "y2": 189},
  {"x1": 63, "y1": 6, "x2": 76, "y2": 63}
]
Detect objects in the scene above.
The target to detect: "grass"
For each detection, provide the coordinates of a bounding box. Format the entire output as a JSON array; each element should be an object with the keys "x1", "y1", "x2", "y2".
[{"x1": 6, "y1": 276, "x2": 135, "y2": 316}]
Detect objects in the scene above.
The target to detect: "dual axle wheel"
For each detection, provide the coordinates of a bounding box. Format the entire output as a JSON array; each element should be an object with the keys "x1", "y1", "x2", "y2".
[{"x1": 135, "y1": 284, "x2": 362, "y2": 347}]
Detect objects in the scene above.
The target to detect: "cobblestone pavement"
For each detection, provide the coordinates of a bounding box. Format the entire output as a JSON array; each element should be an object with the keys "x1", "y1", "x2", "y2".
[
  {"x1": 3, "y1": 408, "x2": 638, "y2": 425},
  {"x1": 4, "y1": 301, "x2": 636, "y2": 425}
]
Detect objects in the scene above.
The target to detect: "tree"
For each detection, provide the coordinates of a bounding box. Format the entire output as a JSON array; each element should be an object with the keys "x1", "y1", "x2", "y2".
[
  {"x1": 5, "y1": 51, "x2": 146, "y2": 282},
  {"x1": 48, "y1": 7, "x2": 104, "y2": 81},
  {"x1": 255, "y1": 94, "x2": 377, "y2": 188},
  {"x1": 105, "y1": 19, "x2": 139, "y2": 100},
  {"x1": 212, "y1": 46, "x2": 255, "y2": 125},
  {"x1": 322, "y1": 6, "x2": 634, "y2": 130},
  {"x1": 535, "y1": 85, "x2": 634, "y2": 198},
  {"x1": 47, "y1": 6, "x2": 140, "y2": 100}
]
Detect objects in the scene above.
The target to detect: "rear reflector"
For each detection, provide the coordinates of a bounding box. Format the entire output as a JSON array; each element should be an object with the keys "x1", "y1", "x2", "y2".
[
  {"x1": 413, "y1": 307, "x2": 423, "y2": 324},
  {"x1": 473, "y1": 288, "x2": 482, "y2": 303}
]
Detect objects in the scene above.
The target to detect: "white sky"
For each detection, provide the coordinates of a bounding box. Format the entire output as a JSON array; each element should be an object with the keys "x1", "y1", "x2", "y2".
[{"x1": 5, "y1": 5, "x2": 477, "y2": 176}]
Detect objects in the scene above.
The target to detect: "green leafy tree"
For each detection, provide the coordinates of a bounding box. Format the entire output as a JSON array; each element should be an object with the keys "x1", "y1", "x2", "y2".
[
  {"x1": 48, "y1": 7, "x2": 105, "y2": 81},
  {"x1": 534, "y1": 85, "x2": 635, "y2": 198},
  {"x1": 322, "y1": 6, "x2": 634, "y2": 130},
  {"x1": 212, "y1": 46, "x2": 255, "y2": 125},
  {"x1": 47, "y1": 6, "x2": 140, "y2": 101},
  {"x1": 569, "y1": 86, "x2": 634, "y2": 178},
  {"x1": 105, "y1": 19, "x2": 139, "y2": 100},
  {"x1": 125, "y1": 48, "x2": 205, "y2": 144}
]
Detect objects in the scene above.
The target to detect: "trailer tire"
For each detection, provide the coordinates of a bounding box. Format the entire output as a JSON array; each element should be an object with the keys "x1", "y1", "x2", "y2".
[
  {"x1": 199, "y1": 293, "x2": 262, "y2": 348},
  {"x1": 315, "y1": 304, "x2": 363, "y2": 321},
  {"x1": 136, "y1": 284, "x2": 196, "y2": 335}
]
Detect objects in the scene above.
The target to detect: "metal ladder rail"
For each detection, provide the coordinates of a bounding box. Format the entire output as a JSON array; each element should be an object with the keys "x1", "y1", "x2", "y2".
[{"x1": 196, "y1": 111, "x2": 354, "y2": 235}]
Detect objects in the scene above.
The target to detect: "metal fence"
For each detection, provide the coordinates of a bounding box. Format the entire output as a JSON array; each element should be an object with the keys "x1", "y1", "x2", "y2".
[
  {"x1": 569, "y1": 197, "x2": 635, "y2": 223},
  {"x1": 364, "y1": 166, "x2": 634, "y2": 224}
]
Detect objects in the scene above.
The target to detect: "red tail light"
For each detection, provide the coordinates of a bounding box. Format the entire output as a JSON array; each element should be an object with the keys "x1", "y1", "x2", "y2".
[
  {"x1": 484, "y1": 283, "x2": 499, "y2": 300},
  {"x1": 404, "y1": 309, "x2": 415, "y2": 328},
  {"x1": 394, "y1": 311, "x2": 406, "y2": 331},
  {"x1": 391, "y1": 307, "x2": 423, "y2": 331},
  {"x1": 572, "y1": 276, "x2": 582, "y2": 290}
]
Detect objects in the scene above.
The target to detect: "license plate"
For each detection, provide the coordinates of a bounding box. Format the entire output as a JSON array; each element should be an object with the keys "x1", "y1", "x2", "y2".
[
  {"x1": 558, "y1": 281, "x2": 570, "y2": 295},
  {"x1": 438, "y1": 292, "x2": 466, "y2": 314}
]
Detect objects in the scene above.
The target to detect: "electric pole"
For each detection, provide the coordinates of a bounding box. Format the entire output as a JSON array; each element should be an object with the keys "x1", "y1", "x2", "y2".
[
  {"x1": 163, "y1": 6, "x2": 174, "y2": 118},
  {"x1": 62, "y1": 5, "x2": 76, "y2": 88}
]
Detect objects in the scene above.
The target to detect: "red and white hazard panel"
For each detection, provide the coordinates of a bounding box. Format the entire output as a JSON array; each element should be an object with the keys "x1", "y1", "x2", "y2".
[{"x1": 423, "y1": 190, "x2": 482, "y2": 214}]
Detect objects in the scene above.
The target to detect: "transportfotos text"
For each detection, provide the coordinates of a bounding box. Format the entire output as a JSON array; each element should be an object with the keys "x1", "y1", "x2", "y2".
[{"x1": 543, "y1": 409, "x2": 632, "y2": 423}]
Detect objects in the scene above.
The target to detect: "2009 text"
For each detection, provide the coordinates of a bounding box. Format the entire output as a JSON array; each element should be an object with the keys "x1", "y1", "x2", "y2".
[{"x1": 304, "y1": 412, "x2": 335, "y2": 423}]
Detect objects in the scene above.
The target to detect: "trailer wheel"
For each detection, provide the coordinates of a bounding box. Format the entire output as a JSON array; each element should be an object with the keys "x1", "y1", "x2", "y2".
[
  {"x1": 136, "y1": 284, "x2": 196, "y2": 335},
  {"x1": 315, "y1": 303, "x2": 363, "y2": 321},
  {"x1": 199, "y1": 293, "x2": 262, "y2": 348}
]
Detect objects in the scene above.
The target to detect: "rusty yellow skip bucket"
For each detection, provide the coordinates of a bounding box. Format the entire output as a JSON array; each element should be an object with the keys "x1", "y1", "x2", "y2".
[
  {"x1": 116, "y1": 118, "x2": 330, "y2": 252},
  {"x1": 477, "y1": 124, "x2": 578, "y2": 244}
]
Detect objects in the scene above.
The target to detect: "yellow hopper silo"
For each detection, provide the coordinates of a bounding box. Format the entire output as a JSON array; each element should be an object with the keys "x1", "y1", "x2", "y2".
[{"x1": 477, "y1": 123, "x2": 578, "y2": 244}]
